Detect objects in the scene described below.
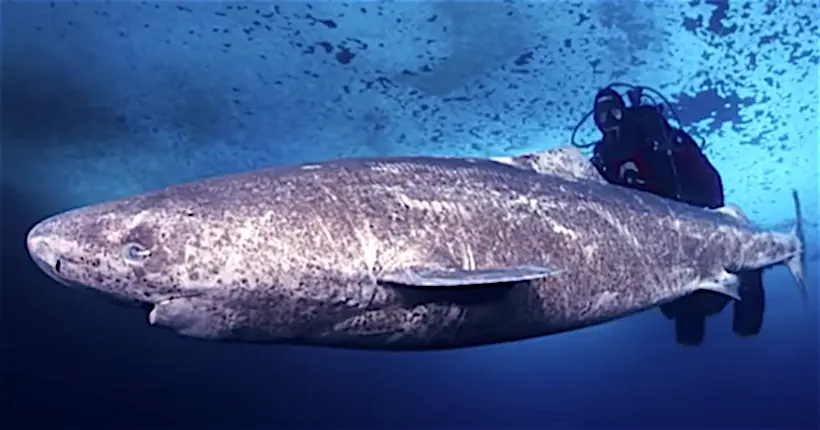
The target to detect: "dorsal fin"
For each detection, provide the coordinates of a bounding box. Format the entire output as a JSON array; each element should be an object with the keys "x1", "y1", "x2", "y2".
[{"x1": 492, "y1": 146, "x2": 606, "y2": 184}]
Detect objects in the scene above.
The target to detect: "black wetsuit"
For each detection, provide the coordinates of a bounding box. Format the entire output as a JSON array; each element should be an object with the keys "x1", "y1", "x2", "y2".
[{"x1": 589, "y1": 86, "x2": 765, "y2": 345}]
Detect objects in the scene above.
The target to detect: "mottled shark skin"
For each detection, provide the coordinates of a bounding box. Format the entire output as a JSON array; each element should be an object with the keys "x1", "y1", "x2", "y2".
[{"x1": 26, "y1": 155, "x2": 806, "y2": 350}]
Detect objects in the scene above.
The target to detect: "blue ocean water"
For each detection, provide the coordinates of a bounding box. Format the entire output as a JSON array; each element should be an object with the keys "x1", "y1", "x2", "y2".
[{"x1": 2, "y1": 1, "x2": 818, "y2": 428}]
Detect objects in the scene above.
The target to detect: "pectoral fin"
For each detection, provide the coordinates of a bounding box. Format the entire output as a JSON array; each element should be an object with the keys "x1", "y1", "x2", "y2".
[
  {"x1": 695, "y1": 270, "x2": 741, "y2": 301},
  {"x1": 378, "y1": 265, "x2": 561, "y2": 288}
]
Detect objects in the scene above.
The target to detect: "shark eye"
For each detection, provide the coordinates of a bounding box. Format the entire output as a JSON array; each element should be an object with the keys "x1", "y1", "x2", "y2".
[{"x1": 122, "y1": 242, "x2": 151, "y2": 262}]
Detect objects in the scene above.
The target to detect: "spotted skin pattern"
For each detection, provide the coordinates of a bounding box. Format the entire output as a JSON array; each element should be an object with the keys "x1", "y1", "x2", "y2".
[{"x1": 26, "y1": 155, "x2": 803, "y2": 350}]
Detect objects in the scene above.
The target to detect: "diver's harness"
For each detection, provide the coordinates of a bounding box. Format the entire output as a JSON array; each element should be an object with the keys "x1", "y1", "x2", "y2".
[{"x1": 571, "y1": 83, "x2": 702, "y2": 202}]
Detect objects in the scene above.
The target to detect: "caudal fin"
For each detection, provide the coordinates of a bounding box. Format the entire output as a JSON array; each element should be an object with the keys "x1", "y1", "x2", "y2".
[{"x1": 786, "y1": 190, "x2": 807, "y2": 304}]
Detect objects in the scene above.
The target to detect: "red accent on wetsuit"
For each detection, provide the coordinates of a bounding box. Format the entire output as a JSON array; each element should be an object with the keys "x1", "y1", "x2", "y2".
[{"x1": 595, "y1": 109, "x2": 724, "y2": 209}]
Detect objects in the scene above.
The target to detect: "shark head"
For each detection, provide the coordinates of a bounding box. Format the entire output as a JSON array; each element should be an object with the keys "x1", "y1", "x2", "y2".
[
  {"x1": 24, "y1": 186, "x2": 377, "y2": 342},
  {"x1": 26, "y1": 190, "x2": 214, "y2": 308}
]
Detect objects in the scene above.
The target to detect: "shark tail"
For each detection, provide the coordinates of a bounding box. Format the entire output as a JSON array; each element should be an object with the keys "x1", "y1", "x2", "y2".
[{"x1": 786, "y1": 190, "x2": 807, "y2": 305}]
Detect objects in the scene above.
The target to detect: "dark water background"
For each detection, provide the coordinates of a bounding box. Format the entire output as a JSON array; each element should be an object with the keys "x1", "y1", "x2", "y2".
[{"x1": 2, "y1": 1, "x2": 818, "y2": 428}]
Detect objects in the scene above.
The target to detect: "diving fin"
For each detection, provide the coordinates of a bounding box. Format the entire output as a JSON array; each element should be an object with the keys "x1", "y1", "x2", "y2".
[
  {"x1": 663, "y1": 292, "x2": 730, "y2": 346},
  {"x1": 378, "y1": 265, "x2": 561, "y2": 288},
  {"x1": 695, "y1": 270, "x2": 741, "y2": 301},
  {"x1": 674, "y1": 313, "x2": 706, "y2": 346},
  {"x1": 732, "y1": 270, "x2": 765, "y2": 337},
  {"x1": 659, "y1": 303, "x2": 676, "y2": 319}
]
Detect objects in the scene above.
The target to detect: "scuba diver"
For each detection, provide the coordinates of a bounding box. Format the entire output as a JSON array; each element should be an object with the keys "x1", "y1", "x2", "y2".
[{"x1": 571, "y1": 83, "x2": 765, "y2": 346}]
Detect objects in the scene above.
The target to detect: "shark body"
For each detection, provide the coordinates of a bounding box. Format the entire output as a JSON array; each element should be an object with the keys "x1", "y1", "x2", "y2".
[{"x1": 26, "y1": 148, "x2": 806, "y2": 350}]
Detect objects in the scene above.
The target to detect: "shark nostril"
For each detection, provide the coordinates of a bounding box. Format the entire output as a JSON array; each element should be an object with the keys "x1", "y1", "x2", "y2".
[{"x1": 55, "y1": 259, "x2": 61, "y2": 273}]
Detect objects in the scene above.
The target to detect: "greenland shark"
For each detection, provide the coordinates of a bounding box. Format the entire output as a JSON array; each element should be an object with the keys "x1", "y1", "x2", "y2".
[
  {"x1": 493, "y1": 146, "x2": 772, "y2": 345},
  {"x1": 26, "y1": 149, "x2": 806, "y2": 350}
]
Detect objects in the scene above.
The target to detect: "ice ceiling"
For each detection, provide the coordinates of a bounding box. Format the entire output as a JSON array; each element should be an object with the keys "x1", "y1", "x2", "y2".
[{"x1": 2, "y1": 1, "x2": 818, "y2": 235}]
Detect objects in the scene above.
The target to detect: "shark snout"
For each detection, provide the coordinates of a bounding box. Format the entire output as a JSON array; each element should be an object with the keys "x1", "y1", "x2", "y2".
[{"x1": 26, "y1": 221, "x2": 68, "y2": 284}]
